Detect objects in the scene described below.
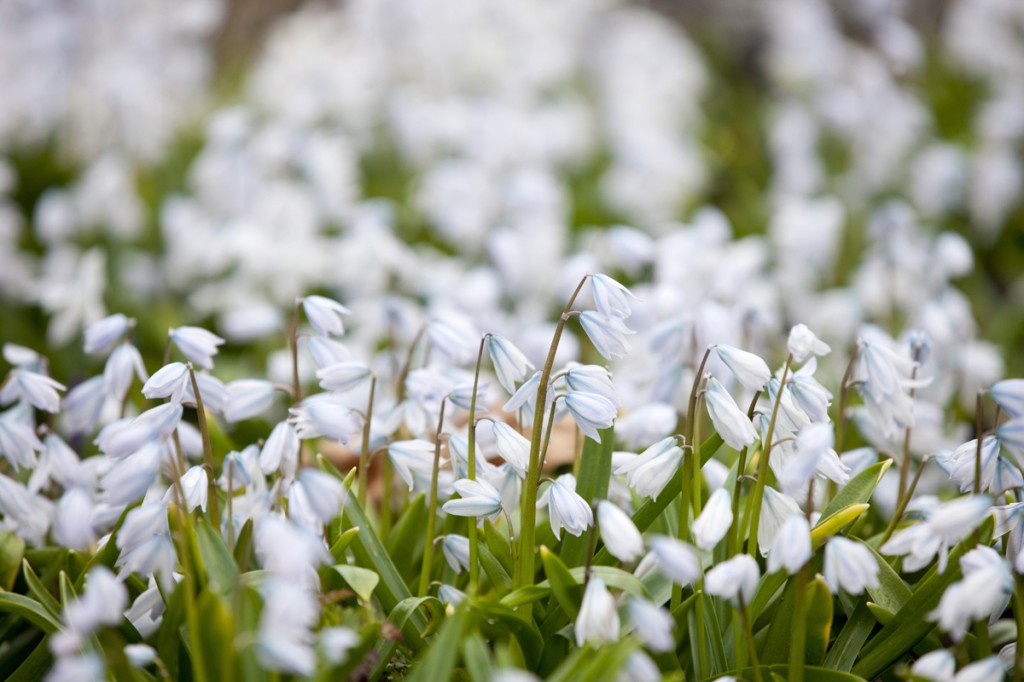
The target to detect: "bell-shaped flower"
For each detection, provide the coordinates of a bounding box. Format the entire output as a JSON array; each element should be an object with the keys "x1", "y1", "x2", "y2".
[
  {"x1": 169, "y1": 326, "x2": 224, "y2": 370},
  {"x1": 787, "y1": 324, "x2": 831, "y2": 364},
  {"x1": 991, "y1": 379, "x2": 1024, "y2": 419},
  {"x1": 0, "y1": 369, "x2": 65, "y2": 413},
  {"x1": 565, "y1": 365, "x2": 617, "y2": 406},
  {"x1": 909, "y1": 649, "x2": 955, "y2": 682},
  {"x1": 99, "y1": 444, "x2": 162, "y2": 507},
  {"x1": 387, "y1": 440, "x2": 437, "y2": 491},
  {"x1": 438, "y1": 584, "x2": 467, "y2": 607},
  {"x1": 306, "y1": 336, "x2": 352, "y2": 370},
  {"x1": 614, "y1": 402, "x2": 676, "y2": 449},
  {"x1": 650, "y1": 536, "x2": 701, "y2": 585},
  {"x1": 225, "y1": 380, "x2": 277, "y2": 422},
  {"x1": 492, "y1": 421, "x2": 531, "y2": 478},
  {"x1": 824, "y1": 537, "x2": 880, "y2": 595},
  {"x1": 260, "y1": 422, "x2": 300, "y2": 477},
  {"x1": 937, "y1": 436, "x2": 1015, "y2": 495},
  {"x1": 929, "y1": 546, "x2": 1013, "y2": 642},
  {"x1": 880, "y1": 495, "x2": 992, "y2": 572},
  {"x1": 257, "y1": 579, "x2": 319, "y2": 675},
  {"x1": 564, "y1": 391, "x2": 617, "y2": 442},
  {"x1": 704, "y1": 378, "x2": 758, "y2": 451},
  {"x1": 103, "y1": 343, "x2": 147, "y2": 401},
  {"x1": 427, "y1": 314, "x2": 479, "y2": 365},
  {"x1": 757, "y1": 486, "x2": 802, "y2": 557},
  {"x1": 290, "y1": 394, "x2": 363, "y2": 445},
  {"x1": 220, "y1": 449, "x2": 254, "y2": 490},
  {"x1": 543, "y1": 474, "x2": 593, "y2": 539},
  {"x1": 448, "y1": 381, "x2": 488, "y2": 411},
  {"x1": 52, "y1": 566, "x2": 127, "y2": 656},
  {"x1": 998, "y1": 419, "x2": 1024, "y2": 463},
  {"x1": 301, "y1": 295, "x2": 350, "y2": 337},
  {"x1": 142, "y1": 362, "x2": 191, "y2": 404},
  {"x1": 442, "y1": 477, "x2": 504, "y2": 518},
  {"x1": 579, "y1": 311, "x2": 634, "y2": 360},
  {"x1": 575, "y1": 576, "x2": 620, "y2": 647},
  {"x1": 62, "y1": 376, "x2": 108, "y2": 436},
  {"x1": 767, "y1": 514, "x2": 811, "y2": 575},
  {"x1": 953, "y1": 658, "x2": 1004, "y2": 682},
  {"x1": 442, "y1": 535, "x2": 471, "y2": 573},
  {"x1": 97, "y1": 403, "x2": 182, "y2": 459},
  {"x1": 289, "y1": 469, "x2": 346, "y2": 528},
  {"x1": 84, "y1": 313, "x2": 131, "y2": 354},
  {"x1": 316, "y1": 362, "x2": 371, "y2": 394},
  {"x1": 590, "y1": 273, "x2": 636, "y2": 320},
  {"x1": 53, "y1": 488, "x2": 97, "y2": 552},
  {"x1": 614, "y1": 437, "x2": 685, "y2": 500},
  {"x1": 780, "y1": 422, "x2": 849, "y2": 492},
  {"x1": 692, "y1": 488, "x2": 733, "y2": 551},
  {"x1": 0, "y1": 412, "x2": 44, "y2": 470},
  {"x1": 706, "y1": 554, "x2": 760, "y2": 606},
  {"x1": 790, "y1": 363, "x2": 833, "y2": 423},
  {"x1": 627, "y1": 599, "x2": 674, "y2": 652},
  {"x1": 714, "y1": 345, "x2": 771, "y2": 391},
  {"x1": 503, "y1": 371, "x2": 542, "y2": 419},
  {"x1": 597, "y1": 500, "x2": 643, "y2": 563},
  {"x1": 115, "y1": 502, "x2": 176, "y2": 590},
  {"x1": 173, "y1": 465, "x2": 209, "y2": 512},
  {"x1": 487, "y1": 334, "x2": 534, "y2": 394}
]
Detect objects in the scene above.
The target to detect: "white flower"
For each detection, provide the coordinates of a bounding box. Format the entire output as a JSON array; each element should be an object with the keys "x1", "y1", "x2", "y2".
[
  {"x1": 909, "y1": 649, "x2": 955, "y2": 682},
  {"x1": 124, "y1": 644, "x2": 157, "y2": 668},
  {"x1": 767, "y1": 515, "x2": 811, "y2": 575},
  {"x1": 169, "y1": 326, "x2": 224, "y2": 370},
  {"x1": 627, "y1": 599, "x2": 674, "y2": 652},
  {"x1": 115, "y1": 503, "x2": 175, "y2": 589},
  {"x1": 102, "y1": 343, "x2": 147, "y2": 401},
  {"x1": 619, "y1": 651, "x2": 660, "y2": 681},
  {"x1": 96, "y1": 403, "x2": 182, "y2": 459},
  {"x1": 492, "y1": 421, "x2": 531, "y2": 478},
  {"x1": 84, "y1": 314, "x2": 131, "y2": 355},
  {"x1": 692, "y1": 488, "x2": 733, "y2": 551},
  {"x1": 929, "y1": 546, "x2": 1012, "y2": 642},
  {"x1": 650, "y1": 536, "x2": 701, "y2": 585},
  {"x1": 757, "y1": 487, "x2": 802, "y2": 557},
  {"x1": 579, "y1": 311, "x2": 634, "y2": 360},
  {"x1": 706, "y1": 554, "x2": 760, "y2": 606},
  {"x1": 387, "y1": 439, "x2": 437, "y2": 491},
  {"x1": 953, "y1": 657, "x2": 1004, "y2": 682},
  {"x1": 991, "y1": 379, "x2": 1024, "y2": 419},
  {"x1": 45, "y1": 653, "x2": 104, "y2": 682},
  {"x1": 598, "y1": 500, "x2": 643, "y2": 563},
  {"x1": 564, "y1": 391, "x2": 617, "y2": 442},
  {"x1": 1, "y1": 369, "x2": 66, "y2": 413},
  {"x1": 714, "y1": 345, "x2": 772, "y2": 391},
  {"x1": 306, "y1": 336, "x2": 352, "y2": 369},
  {"x1": 487, "y1": 334, "x2": 534, "y2": 394},
  {"x1": 438, "y1": 584, "x2": 467, "y2": 606},
  {"x1": 260, "y1": 421, "x2": 300, "y2": 478},
  {"x1": 53, "y1": 567, "x2": 127, "y2": 655},
  {"x1": 316, "y1": 362, "x2": 371, "y2": 393},
  {"x1": 787, "y1": 324, "x2": 831, "y2": 363},
  {"x1": 448, "y1": 381, "x2": 488, "y2": 410},
  {"x1": 63, "y1": 376, "x2": 108, "y2": 435},
  {"x1": 503, "y1": 371, "x2": 541, "y2": 419},
  {"x1": 824, "y1": 537, "x2": 880, "y2": 595},
  {"x1": 427, "y1": 314, "x2": 479, "y2": 365},
  {"x1": 780, "y1": 422, "x2": 849, "y2": 493},
  {"x1": 0, "y1": 412, "x2": 44, "y2": 470},
  {"x1": 290, "y1": 394, "x2": 363, "y2": 444},
  {"x1": 258, "y1": 579, "x2": 319, "y2": 675},
  {"x1": 614, "y1": 437, "x2": 685, "y2": 500},
  {"x1": 141, "y1": 362, "x2": 191, "y2": 404},
  {"x1": 302, "y1": 295, "x2": 351, "y2": 337},
  {"x1": 545, "y1": 474, "x2": 593, "y2": 539},
  {"x1": 289, "y1": 469, "x2": 346, "y2": 528},
  {"x1": 880, "y1": 495, "x2": 992, "y2": 572},
  {"x1": 590, "y1": 273, "x2": 636, "y2": 319},
  {"x1": 704, "y1": 378, "x2": 757, "y2": 451},
  {"x1": 564, "y1": 365, "x2": 617, "y2": 406},
  {"x1": 575, "y1": 577, "x2": 620, "y2": 647},
  {"x1": 442, "y1": 535, "x2": 471, "y2": 573},
  {"x1": 225, "y1": 379, "x2": 278, "y2": 422},
  {"x1": 318, "y1": 627, "x2": 360, "y2": 666},
  {"x1": 53, "y1": 488, "x2": 96, "y2": 552},
  {"x1": 100, "y1": 443, "x2": 162, "y2": 506},
  {"x1": 442, "y1": 478, "x2": 504, "y2": 518}
]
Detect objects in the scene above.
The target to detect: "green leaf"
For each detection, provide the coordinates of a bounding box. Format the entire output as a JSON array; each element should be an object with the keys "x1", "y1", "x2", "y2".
[
  {"x1": 852, "y1": 516, "x2": 994, "y2": 679},
  {"x1": 483, "y1": 520, "x2": 514, "y2": 576},
  {"x1": 21, "y1": 559, "x2": 60, "y2": 619},
  {"x1": 560, "y1": 426, "x2": 613, "y2": 567},
  {"x1": 406, "y1": 603, "x2": 468, "y2": 682},
  {"x1": 0, "y1": 532, "x2": 25, "y2": 591},
  {"x1": 818, "y1": 460, "x2": 891, "y2": 524},
  {"x1": 0, "y1": 593, "x2": 61, "y2": 633},
  {"x1": 478, "y1": 542, "x2": 513, "y2": 595},
  {"x1": 196, "y1": 588, "x2": 235, "y2": 682},
  {"x1": 386, "y1": 492, "x2": 427, "y2": 578},
  {"x1": 822, "y1": 601, "x2": 874, "y2": 672},
  {"x1": 540, "y1": 546, "x2": 581, "y2": 619},
  {"x1": 810, "y1": 504, "x2": 869, "y2": 549},
  {"x1": 333, "y1": 564, "x2": 380, "y2": 603},
  {"x1": 329, "y1": 526, "x2": 361, "y2": 563},
  {"x1": 806, "y1": 576, "x2": 834, "y2": 665},
  {"x1": 5, "y1": 635, "x2": 52, "y2": 682},
  {"x1": 58, "y1": 571, "x2": 76, "y2": 608},
  {"x1": 725, "y1": 664, "x2": 867, "y2": 681},
  {"x1": 233, "y1": 518, "x2": 255, "y2": 571},
  {"x1": 196, "y1": 519, "x2": 239, "y2": 598},
  {"x1": 370, "y1": 596, "x2": 446, "y2": 680},
  {"x1": 471, "y1": 600, "x2": 544, "y2": 669},
  {"x1": 156, "y1": 581, "x2": 188, "y2": 680},
  {"x1": 547, "y1": 640, "x2": 638, "y2": 682},
  {"x1": 462, "y1": 632, "x2": 494, "y2": 682}
]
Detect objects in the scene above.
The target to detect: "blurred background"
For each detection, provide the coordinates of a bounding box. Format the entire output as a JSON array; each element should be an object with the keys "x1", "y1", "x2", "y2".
[{"x1": 1, "y1": 0, "x2": 1022, "y2": 407}]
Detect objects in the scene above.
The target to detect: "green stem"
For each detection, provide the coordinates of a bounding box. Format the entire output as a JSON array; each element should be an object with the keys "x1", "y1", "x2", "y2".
[
  {"x1": 729, "y1": 392, "x2": 762, "y2": 557},
  {"x1": 880, "y1": 454, "x2": 931, "y2": 544},
  {"x1": 789, "y1": 567, "x2": 808, "y2": 682},
  {"x1": 383, "y1": 325, "x2": 427, "y2": 536},
  {"x1": 739, "y1": 596, "x2": 764, "y2": 682},
  {"x1": 288, "y1": 298, "x2": 302, "y2": 405},
  {"x1": 974, "y1": 389, "x2": 987, "y2": 495},
  {"x1": 896, "y1": 346, "x2": 924, "y2": 505},
  {"x1": 466, "y1": 336, "x2": 488, "y2": 595},
  {"x1": 187, "y1": 365, "x2": 220, "y2": 523},
  {"x1": 419, "y1": 399, "x2": 447, "y2": 597},
  {"x1": 1014, "y1": 576, "x2": 1024, "y2": 682},
  {"x1": 692, "y1": 390, "x2": 705, "y2": 517},
  {"x1": 357, "y1": 375, "x2": 377, "y2": 508},
  {"x1": 746, "y1": 354, "x2": 793, "y2": 558},
  {"x1": 516, "y1": 275, "x2": 589, "y2": 589}
]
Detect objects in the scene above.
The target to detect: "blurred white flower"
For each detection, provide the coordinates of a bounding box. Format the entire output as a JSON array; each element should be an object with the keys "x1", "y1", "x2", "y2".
[
  {"x1": 302, "y1": 295, "x2": 351, "y2": 337},
  {"x1": 824, "y1": 537, "x2": 880, "y2": 595},
  {"x1": 692, "y1": 488, "x2": 733, "y2": 551},
  {"x1": 627, "y1": 598, "x2": 674, "y2": 652},
  {"x1": 706, "y1": 554, "x2": 760, "y2": 606},
  {"x1": 598, "y1": 500, "x2": 643, "y2": 563},
  {"x1": 575, "y1": 576, "x2": 619, "y2": 647},
  {"x1": 169, "y1": 326, "x2": 224, "y2": 370},
  {"x1": 767, "y1": 514, "x2": 811, "y2": 575},
  {"x1": 650, "y1": 535, "x2": 700, "y2": 585},
  {"x1": 704, "y1": 378, "x2": 757, "y2": 451},
  {"x1": 787, "y1": 324, "x2": 831, "y2": 363},
  {"x1": 579, "y1": 311, "x2": 634, "y2": 360},
  {"x1": 487, "y1": 334, "x2": 534, "y2": 394},
  {"x1": 714, "y1": 345, "x2": 772, "y2": 391}
]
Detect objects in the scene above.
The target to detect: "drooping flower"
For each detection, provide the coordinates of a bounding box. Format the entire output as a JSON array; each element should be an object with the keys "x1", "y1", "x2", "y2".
[
  {"x1": 578, "y1": 311, "x2": 634, "y2": 360},
  {"x1": 787, "y1": 324, "x2": 831, "y2": 363},
  {"x1": 102, "y1": 343, "x2": 147, "y2": 401},
  {"x1": 316, "y1": 362, "x2": 372, "y2": 393},
  {"x1": 543, "y1": 474, "x2": 593, "y2": 539},
  {"x1": 492, "y1": 421, "x2": 531, "y2": 478},
  {"x1": 84, "y1": 313, "x2": 131, "y2": 354},
  {"x1": 991, "y1": 379, "x2": 1024, "y2": 419},
  {"x1": 564, "y1": 365, "x2": 617, "y2": 406},
  {"x1": 614, "y1": 437, "x2": 685, "y2": 500},
  {"x1": 575, "y1": 577, "x2": 620, "y2": 647},
  {"x1": 442, "y1": 535, "x2": 471, "y2": 573},
  {"x1": 627, "y1": 598, "x2": 675, "y2": 652},
  {"x1": 703, "y1": 377, "x2": 758, "y2": 451},
  {"x1": 714, "y1": 345, "x2": 772, "y2": 391},
  {"x1": 823, "y1": 537, "x2": 880, "y2": 595},
  {"x1": 692, "y1": 488, "x2": 733, "y2": 551},
  {"x1": 929, "y1": 546, "x2": 1012, "y2": 642},
  {"x1": 909, "y1": 649, "x2": 955, "y2": 682},
  {"x1": 757, "y1": 486, "x2": 802, "y2": 557},
  {"x1": 225, "y1": 379, "x2": 278, "y2": 422},
  {"x1": 0, "y1": 369, "x2": 66, "y2": 413},
  {"x1": 767, "y1": 514, "x2": 811, "y2": 575},
  {"x1": 564, "y1": 391, "x2": 617, "y2": 442},
  {"x1": 290, "y1": 394, "x2": 363, "y2": 445},
  {"x1": 141, "y1": 362, "x2": 191, "y2": 404},
  {"x1": 597, "y1": 500, "x2": 644, "y2": 563},
  {"x1": 589, "y1": 273, "x2": 636, "y2": 320},
  {"x1": 706, "y1": 554, "x2": 760, "y2": 606},
  {"x1": 487, "y1": 333, "x2": 534, "y2": 394},
  {"x1": 387, "y1": 440, "x2": 437, "y2": 491},
  {"x1": 169, "y1": 326, "x2": 224, "y2": 370},
  {"x1": 260, "y1": 421, "x2": 300, "y2": 477},
  {"x1": 880, "y1": 495, "x2": 992, "y2": 572},
  {"x1": 301, "y1": 295, "x2": 351, "y2": 337},
  {"x1": 442, "y1": 478, "x2": 504, "y2": 518},
  {"x1": 649, "y1": 536, "x2": 701, "y2": 585}
]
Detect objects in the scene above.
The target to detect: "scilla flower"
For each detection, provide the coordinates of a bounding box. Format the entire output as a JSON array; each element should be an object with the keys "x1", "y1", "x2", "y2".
[
  {"x1": 589, "y1": 273, "x2": 636, "y2": 319},
  {"x1": 316, "y1": 362, "x2": 371, "y2": 393},
  {"x1": 169, "y1": 326, "x2": 224, "y2": 370},
  {"x1": 564, "y1": 391, "x2": 617, "y2": 442},
  {"x1": 880, "y1": 495, "x2": 992, "y2": 572},
  {"x1": 225, "y1": 380, "x2": 278, "y2": 422},
  {"x1": 767, "y1": 514, "x2": 812, "y2": 575},
  {"x1": 614, "y1": 436, "x2": 685, "y2": 500},
  {"x1": 824, "y1": 537, "x2": 880, "y2": 595},
  {"x1": 909, "y1": 649, "x2": 955, "y2": 682},
  {"x1": 290, "y1": 395, "x2": 363, "y2": 444},
  {"x1": 787, "y1": 324, "x2": 831, "y2": 364},
  {"x1": 575, "y1": 576, "x2": 619, "y2": 647},
  {"x1": 650, "y1": 536, "x2": 701, "y2": 586},
  {"x1": 301, "y1": 295, "x2": 351, "y2": 337},
  {"x1": 929, "y1": 546, "x2": 1012, "y2": 642},
  {"x1": 706, "y1": 554, "x2": 760, "y2": 606},
  {"x1": 597, "y1": 500, "x2": 644, "y2": 563},
  {"x1": 692, "y1": 488, "x2": 733, "y2": 551},
  {"x1": 564, "y1": 365, "x2": 617, "y2": 405},
  {"x1": 102, "y1": 343, "x2": 147, "y2": 401},
  {"x1": 492, "y1": 421, "x2": 531, "y2": 478},
  {"x1": 487, "y1": 333, "x2": 534, "y2": 394},
  {"x1": 142, "y1": 362, "x2": 190, "y2": 403},
  {"x1": 84, "y1": 313, "x2": 131, "y2": 354},
  {"x1": 704, "y1": 377, "x2": 758, "y2": 451},
  {"x1": 713, "y1": 345, "x2": 772, "y2": 391},
  {"x1": 579, "y1": 311, "x2": 634, "y2": 360},
  {"x1": 387, "y1": 440, "x2": 437, "y2": 491},
  {"x1": 757, "y1": 486, "x2": 802, "y2": 557},
  {"x1": 442, "y1": 478, "x2": 503, "y2": 518},
  {"x1": 260, "y1": 422, "x2": 300, "y2": 476},
  {"x1": 991, "y1": 379, "x2": 1024, "y2": 419},
  {"x1": 442, "y1": 535, "x2": 471, "y2": 573},
  {"x1": 627, "y1": 598, "x2": 675, "y2": 652},
  {"x1": 0, "y1": 369, "x2": 66, "y2": 413},
  {"x1": 543, "y1": 474, "x2": 593, "y2": 539}
]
